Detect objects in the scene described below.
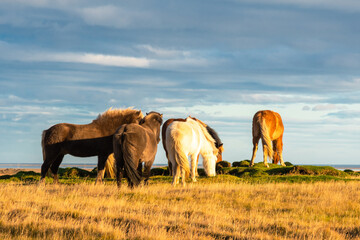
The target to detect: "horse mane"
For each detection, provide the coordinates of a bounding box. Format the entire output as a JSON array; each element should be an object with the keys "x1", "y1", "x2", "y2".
[
  {"x1": 186, "y1": 117, "x2": 217, "y2": 150},
  {"x1": 189, "y1": 116, "x2": 207, "y2": 128},
  {"x1": 92, "y1": 107, "x2": 143, "y2": 128},
  {"x1": 206, "y1": 125, "x2": 222, "y2": 148},
  {"x1": 189, "y1": 116, "x2": 222, "y2": 149}
]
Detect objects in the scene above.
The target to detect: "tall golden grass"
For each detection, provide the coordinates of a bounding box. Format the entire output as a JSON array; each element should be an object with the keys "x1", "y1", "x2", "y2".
[{"x1": 0, "y1": 179, "x2": 359, "y2": 239}]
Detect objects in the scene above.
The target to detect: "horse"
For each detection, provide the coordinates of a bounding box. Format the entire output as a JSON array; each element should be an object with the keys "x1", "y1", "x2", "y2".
[
  {"x1": 165, "y1": 117, "x2": 220, "y2": 186},
  {"x1": 113, "y1": 112, "x2": 163, "y2": 188},
  {"x1": 40, "y1": 108, "x2": 143, "y2": 184},
  {"x1": 250, "y1": 110, "x2": 285, "y2": 168},
  {"x1": 161, "y1": 117, "x2": 224, "y2": 176}
]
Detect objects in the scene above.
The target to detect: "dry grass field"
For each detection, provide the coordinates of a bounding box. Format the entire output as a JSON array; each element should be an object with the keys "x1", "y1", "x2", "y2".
[{"x1": 0, "y1": 176, "x2": 360, "y2": 240}]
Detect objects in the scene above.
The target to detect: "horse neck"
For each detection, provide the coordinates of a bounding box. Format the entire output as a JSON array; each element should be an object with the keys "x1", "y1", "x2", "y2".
[
  {"x1": 199, "y1": 137, "x2": 216, "y2": 156},
  {"x1": 189, "y1": 123, "x2": 215, "y2": 157},
  {"x1": 95, "y1": 113, "x2": 139, "y2": 135},
  {"x1": 142, "y1": 122, "x2": 161, "y2": 140}
]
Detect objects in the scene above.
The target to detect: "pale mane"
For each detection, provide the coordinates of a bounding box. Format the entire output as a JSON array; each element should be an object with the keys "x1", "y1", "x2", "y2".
[
  {"x1": 186, "y1": 117, "x2": 216, "y2": 150},
  {"x1": 93, "y1": 107, "x2": 143, "y2": 125},
  {"x1": 189, "y1": 116, "x2": 207, "y2": 128}
]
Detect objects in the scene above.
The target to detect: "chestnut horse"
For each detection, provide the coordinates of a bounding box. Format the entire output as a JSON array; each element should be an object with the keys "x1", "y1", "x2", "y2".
[
  {"x1": 113, "y1": 112, "x2": 163, "y2": 188},
  {"x1": 165, "y1": 117, "x2": 220, "y2": 186},
  {"x1": 40, "y1": 108, "x2": 143, "y2": 184},
  {"x1": 162, "y1": 117, "x2": 223, "y2": 176},
  {"x1": 250, "y1": 110, "x2": 285, "y2": 168}
]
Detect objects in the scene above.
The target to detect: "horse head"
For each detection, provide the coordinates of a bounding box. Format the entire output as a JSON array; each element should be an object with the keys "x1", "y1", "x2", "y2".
[
  {"x1": 216, "y1": 144, "x2": 224, "y2": 163},
  {"x1": 140, "y1": 112, "x2": 163, "y2": 143}
]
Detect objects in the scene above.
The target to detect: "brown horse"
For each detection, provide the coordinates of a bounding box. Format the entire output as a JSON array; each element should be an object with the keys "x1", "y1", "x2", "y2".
[
  {"x1": 250, "y1": 110, "x2": 285, "y2": 168},
  {"x1": 40, "y1": 108, "x2": 143, "y2": 184},
  {"x1": 113, "y1": 112, "x2": 163, "y2": 188},
  {"x1": 162, "y1": 117, "x2": 224, "y2": 176}
]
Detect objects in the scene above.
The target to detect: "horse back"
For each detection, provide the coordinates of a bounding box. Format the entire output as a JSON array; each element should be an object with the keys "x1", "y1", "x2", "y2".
[
  {"x1": 167, "y1": 121, "x2": 201, "y2": 154},
  {"x1": 116, "y1": 124, "x2": 150, "y2": 157},
  {"x1": 162, "y1": 118, "x2": 187, "y2": 156},
  {"x1": 254, "y1": 110, "x2": 284, "y2": 139},
  {"x1": 43, "y1": 123, "x2": 103, "y2": 145},
  {"x1": 43, "y1": 123, "x2": 75, "y2": 145}
]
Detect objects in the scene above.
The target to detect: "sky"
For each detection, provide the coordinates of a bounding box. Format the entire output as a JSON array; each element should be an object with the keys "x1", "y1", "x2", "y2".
[{"x1": 0, "y1": 0, "x2": 360, "y2": 166}]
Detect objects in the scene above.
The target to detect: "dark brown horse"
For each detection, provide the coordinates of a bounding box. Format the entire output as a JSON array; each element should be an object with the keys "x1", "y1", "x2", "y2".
[
  {"x1": 113, "y1": 112, "x2": 163, "y2": 188},
  {"x1": 250, "y1": 110, "x2": 285, "y2": 168},
  {"x1": 40, "y1": 108, "x2": 143, "y2": 184},
  {"x1": 162, "y1": 117, "x2": 224, "y2": 176}
]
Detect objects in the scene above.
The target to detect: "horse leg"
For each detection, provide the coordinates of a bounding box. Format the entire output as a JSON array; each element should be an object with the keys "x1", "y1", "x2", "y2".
[
  {"x1": 172, "y1": 163, "x2": 180, "y2": 186},
  {"x1": 195, "y1": 154, "x2": 200, "y2": 177},
  {"x1": 181, "y1": 167, "x2": 186, "y2": 187},
  {"x1": 115, "y1": 154, "x2": 124, "y2": 188},
  {"x1": 263, "y1": 146, "x2": 269, "y2": 168},
  {"x1": 40, "y1": 147, "x2": 59, "y2": 184},
  {"x1": 143, "y1": 160, "x2": 154, "y2": 185},
  {"x1": 279, "y1": 153, "x2": 285, "y2": 167},
  {"x1": 168, "y1": 160, "x2": 172, "y2": 176},
  {"x1": 137, "y1": 161, "x2": 143, "y2": 179},
  {"x1": 50, "y1": 154, "x2": 64, "y2": 184},
  {"x1": 275, "y1": 137, "x2": 286, "y2": 167},
  {"x1": 190, "y1": 154, "x2": 197, "y2": 182},
  {"x1": 250, "y1": 136, "x2": 260, "y2": 167},
  {"x1": 95, "y1": 154, "x2": 107, "y2": 184}
]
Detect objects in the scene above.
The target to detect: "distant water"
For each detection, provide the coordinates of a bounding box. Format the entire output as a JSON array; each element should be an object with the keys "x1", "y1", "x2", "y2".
[{"x1": 319, "y1": 165, "x2": 360, "y2": 171}]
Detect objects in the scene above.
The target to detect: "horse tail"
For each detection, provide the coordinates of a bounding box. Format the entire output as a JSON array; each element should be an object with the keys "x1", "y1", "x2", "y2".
[
  {"x1": 121, "y1": 133, "x2": 142, "y2": 186},
  {"x1": 259, "y1": 117, "x2": 273, "y2": 159},
  {"x1": 173, "y1": 139, "x2": 190, "y2": 178},
  {"x1": 41, "y1": 130, "x2": 47, "y2": 162},
  {"x1": 104, "y1": 154, "x2": 116, "y2": 178}
]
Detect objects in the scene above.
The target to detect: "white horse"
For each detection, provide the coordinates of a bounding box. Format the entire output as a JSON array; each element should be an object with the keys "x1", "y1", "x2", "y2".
[{"x1": 165, "y1": 117, "x2": 219, "y2": 186}]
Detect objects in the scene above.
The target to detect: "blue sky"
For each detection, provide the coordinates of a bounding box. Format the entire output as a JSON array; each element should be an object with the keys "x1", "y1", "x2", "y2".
[{"x1": 0, "y1": 0, "x2": 359, "y2": 166}]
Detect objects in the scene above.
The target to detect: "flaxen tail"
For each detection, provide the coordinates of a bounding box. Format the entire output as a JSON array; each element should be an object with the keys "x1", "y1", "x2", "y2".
[
  {"x1": 173, "y1": 139, "x2": 190, "y2": 178},
  {"x1": 41, "y1": 130, "x2": 46, "y2": 162},
  {"x1": 259, "y1": 118, "x2": 273, "y2": 159},
  {"x1": 121, "y1": 133, "x2": 141, "y2": 186},
  {"x1": 104, "y1": 154, "x2": 116, "y2": 178}
]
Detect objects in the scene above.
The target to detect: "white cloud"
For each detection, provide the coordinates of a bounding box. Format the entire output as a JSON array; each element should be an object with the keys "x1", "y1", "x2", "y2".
[
  {"x1": 1, "y1": 41, "x2": 212, "y2": 69},
  {"x1": 2, "y1": 43, "x2": 151, "y2": 68},
  {"x1": 138, "y1": 45, "x2": 191, "y2": 58}
]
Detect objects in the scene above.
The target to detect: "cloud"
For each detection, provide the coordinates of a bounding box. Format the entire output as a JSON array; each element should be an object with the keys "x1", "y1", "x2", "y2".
[
  {"x1": 138, "y1": 45, "x2": 191, "y2": 58},
  {"x1": 0, "y1": 41, "x2": 150, "y2": 68},
  {"x1": 302, "y1": 106, "x2": 311, "y2": 111},
  {"x1": 237, "y1": 0, "x2": 360, "y2": 12},
  {"x1": 312, "y1": 104, "x2": 347, "y2": 111},
  {"x1": 79, "y1": 5, "x2": 130, "y2": 28},
  {"x1": 327, "y1": 110, "x2": 360, "y2": 119},
  {"x1": 27, "y1": 52, "x2": 150, "y2": 68}
]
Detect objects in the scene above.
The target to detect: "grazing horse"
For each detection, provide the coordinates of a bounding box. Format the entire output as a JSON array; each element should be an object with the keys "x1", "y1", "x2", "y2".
[
  {"x1": 113, "y1": 112, "x2": 163, "y2": 188},
  {"x1": 162, "y1": 117, "x2": 224, "y2": 176},
  {"x1": 40, "y1": 108, "x2": 143, "y2": 184},
  {"x1": 165, "y1": 117, "x2": 219, "y2": 186},
  {"x1": 250, "y1": 110, "x2": 285, "y2": 168}
]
